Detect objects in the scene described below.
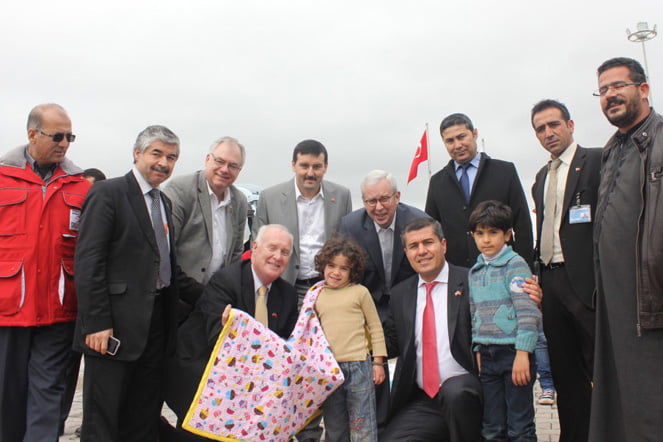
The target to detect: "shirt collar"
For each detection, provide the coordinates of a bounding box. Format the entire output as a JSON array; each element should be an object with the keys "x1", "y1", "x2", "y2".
[
  {"x1": 294, "y1": 178, "x2": 324, "y2": 200},
  {"x1": 373, "y1": 211, "x2": 397, "y2": 233},
  {"x1": 206, "y1": 181, "x2": 232, "y2": 206},
  {"x1": 251, "y1": 265, "x2": 273, "y2": 293},
  {"x1": 132, "y1": 167, "x2": 157, "y2": 194},
  {"x1": 24, "y1": 148, "x2": 56, "y2": 176},
  {"x1": 418, "y1": 261, "x2": 449, "y2": 287},
  {"x1": 555, "y1": 142, "x2": 577, "y2": 166},
  {"x1": 454, "y1": 153, "x2": 480, "y2": 172}
]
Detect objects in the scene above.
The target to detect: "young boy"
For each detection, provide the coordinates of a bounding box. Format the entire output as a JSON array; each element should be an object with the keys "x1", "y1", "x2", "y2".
[{"x1": 468, "y1": 200, "x2": 541, "y2": 441}]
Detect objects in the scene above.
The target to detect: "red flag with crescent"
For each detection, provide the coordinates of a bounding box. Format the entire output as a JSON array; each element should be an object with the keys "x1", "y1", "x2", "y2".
[{"x1": 408, "y1": 129, "x2": 428, "y2": 183}]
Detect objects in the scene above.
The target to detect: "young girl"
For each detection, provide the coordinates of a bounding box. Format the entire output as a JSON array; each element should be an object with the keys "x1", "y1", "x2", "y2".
[{"x1": 309, "y1": 235, "x2": 386, "y2": 442}]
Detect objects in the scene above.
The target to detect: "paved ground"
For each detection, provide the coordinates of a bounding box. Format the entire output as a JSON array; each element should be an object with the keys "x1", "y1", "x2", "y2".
[{"x1": 59, "y1": 373, "x2": 560, "y2": 441}]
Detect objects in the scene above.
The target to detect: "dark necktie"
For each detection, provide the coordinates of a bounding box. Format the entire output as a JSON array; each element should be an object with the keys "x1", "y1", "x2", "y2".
[
  {"x1": 459, "y1": 163, "x2": 472, "y2": 204},
  {"x1": 422, "y1": 281, "x2": 440, "y2": 398},
  {"x1": 149, "y1": 189, "x2": 171, "y2": 288}
]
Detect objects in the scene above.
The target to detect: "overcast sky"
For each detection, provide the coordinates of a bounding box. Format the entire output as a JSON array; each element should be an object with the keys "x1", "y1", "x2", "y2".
[{"x1": 1, "y1": 0, "x2": 660, "y2": 209}]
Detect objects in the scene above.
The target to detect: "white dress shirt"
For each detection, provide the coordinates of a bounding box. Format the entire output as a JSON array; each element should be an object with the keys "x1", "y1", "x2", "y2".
[
  {"x1": 205, "y1": 182, "x2": 232, "y2": 283},
  {"x1": 543, "y1": 142, "x2": 577, "y2": 264},
  {"x1": 414, "y1": 262, "x2": 468, "y2": 389},
  {"x1": 295, "y1": 180, "x2": 325, "y2": 279}
]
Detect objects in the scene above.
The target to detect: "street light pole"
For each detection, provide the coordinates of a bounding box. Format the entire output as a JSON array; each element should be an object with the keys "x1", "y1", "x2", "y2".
[{"x1": 627, "y1": 22, "x2": 657, "y2": 106}]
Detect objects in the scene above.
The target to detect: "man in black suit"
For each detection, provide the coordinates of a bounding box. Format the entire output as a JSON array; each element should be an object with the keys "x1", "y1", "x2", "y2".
[
  {"x1": 425, "y1": 113, "x2": 533, "y2": 268},
  {"x1": 531, "y1": 100, "x2": 600, "y2": 442},
  {"x1": 162, "y1": 224, "x2": 298, "y2": 441},
  {"x1": 73, "y1": 125, "x2": 202, "y2": 442},
  {"x1": 338, "y1": 169, "x2": 428, "y2": 428},
  {"x1": 381, "y1": 217, "x2": 482, "y2": 442}
]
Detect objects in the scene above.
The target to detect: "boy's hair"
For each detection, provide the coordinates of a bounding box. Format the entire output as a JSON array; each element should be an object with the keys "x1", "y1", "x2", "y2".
[
  {"x1": 314, "y1": 234, "x2": 367, "y2": 283},
  {"x1": 468, "y1": 200, "x2": 513, "y2": 232}
]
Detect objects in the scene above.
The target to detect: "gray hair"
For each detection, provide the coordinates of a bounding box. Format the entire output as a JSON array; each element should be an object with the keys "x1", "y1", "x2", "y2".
[
  {"x1": 27, "y1": 103, "x2": 67, "y2": 130},
  {"x1": 255, "y1": 224, "x2": 294, "y2": 252},
  {"x1": 209, "y1": 136, "x2": 246, "y2": 166},
  {"x1": 133, "y1": 125, "x2": 180, "y2": 153},
  {"x1": 360, "y1": 169, "x2": 398, "y2": 198}
]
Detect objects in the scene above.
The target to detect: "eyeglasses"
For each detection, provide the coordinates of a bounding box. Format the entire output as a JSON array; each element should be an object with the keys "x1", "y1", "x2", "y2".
[
  {"x1": 209, "y1": 152, "x2": 242, "y2": 172},
  {"x1": 593, "y1": 81, "x2": 642, "y2": 97},
  {"x1": 364, "y1": 192, "x2": 396, "y2": 207},
  {"x1": 39, "y1": 130, "x2": 76, "y2": 142}
]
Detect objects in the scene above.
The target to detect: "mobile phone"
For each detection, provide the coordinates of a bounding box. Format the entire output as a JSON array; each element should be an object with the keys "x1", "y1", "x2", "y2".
[{"x1": 107, "y1": 336, "x2": 121, "y2": 356}]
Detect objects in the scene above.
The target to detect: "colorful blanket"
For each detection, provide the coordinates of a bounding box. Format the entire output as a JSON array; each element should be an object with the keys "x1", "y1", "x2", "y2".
[{"x1": 182, "y1": 282, "x2": 343, "y2": 441}]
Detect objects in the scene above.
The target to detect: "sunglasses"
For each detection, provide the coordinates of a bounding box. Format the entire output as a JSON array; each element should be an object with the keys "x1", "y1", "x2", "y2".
[{"x1": 39, "y1": 130, "x2": 76, "y2": 143}]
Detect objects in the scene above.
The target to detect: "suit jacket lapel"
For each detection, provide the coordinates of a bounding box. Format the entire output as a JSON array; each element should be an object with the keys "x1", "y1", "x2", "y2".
[
  {"x1": 322, "y1": 182, "x2": 338, "y2": 238},
  {"x1": 561, "y1": 147, "x2": 585, "y2": 216},
  {"x1": 533, "y1": 167, "x2": 547, "y2": 241},
  {"x1": 196, "y1": 171, "x2": 215, "y2": 248},
  {"x1": 391, "y1": 205, "x2": 408, "y2": 283},
  {"x1": 362, "y1": 211, "x2": 386, "y2": 283},
  {"x1": 443, "y1": 160, "x2": 465, "y2": 199},
  {"x1": 241, "y1": 261, "x2": 256, "y2": 315},
  {"x1": 281, "y1": 184, "x2": 299, "y2": 256},
  {"x1": 402, "y1": 277, "x2": 418, "y2": 352},
  {"x1": 224, "y1": 186, "x2": 239, "y2": 262},
  {"x1": 125, "y1": 172, "x2": 159, "y2": 255},
  {"x1": 446, "y1": 268, "x2": 465, "y2": 347}
]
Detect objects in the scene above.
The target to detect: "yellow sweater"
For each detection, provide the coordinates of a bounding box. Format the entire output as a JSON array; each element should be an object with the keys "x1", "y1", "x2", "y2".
[{"x1": 314, "y1": 283, "x2": 387, "y2": 363}]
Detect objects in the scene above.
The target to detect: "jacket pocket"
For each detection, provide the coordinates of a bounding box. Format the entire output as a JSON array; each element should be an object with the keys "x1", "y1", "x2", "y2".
[
  {"x1": 61, "y1": 191, "x2": 86, "y2": 232},
  {"x1": 492, "y1": 304, "x2": 517, "y2": 335},
  {"x1": 108, "y1": 282, "x2": 128, "y2": 295},
  {"x1": 0, "y1": 189, "x2": 28, "y2": 236},
  {"x1": 0, "y1": 260, "x2": 25, "y2": 315},
  {"x1": 58, "y1": 259, "x2": 77, "y2": 312}
]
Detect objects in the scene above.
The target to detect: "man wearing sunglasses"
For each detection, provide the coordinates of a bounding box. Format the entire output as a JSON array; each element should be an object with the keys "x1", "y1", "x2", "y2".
[
  {"x1": 590, "y1": 57, "x2": 663, "y2": 442},
  {"x1": 0, "y1": 103, "x2": 91, "y2": 441},
  {"x1": 164, "y1": 137, "x2": 248, "y2": 286}
]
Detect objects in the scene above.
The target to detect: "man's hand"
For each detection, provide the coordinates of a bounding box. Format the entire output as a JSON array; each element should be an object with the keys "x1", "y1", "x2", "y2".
[
  {"x1": 523, "y1": 275, "x2": 542, "y2": 306},
  {"x1": 85, "y1": 328, "x2": 113, "y2": 355}
]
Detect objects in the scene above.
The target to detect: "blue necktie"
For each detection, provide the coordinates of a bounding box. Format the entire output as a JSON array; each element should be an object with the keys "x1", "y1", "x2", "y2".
[{"x1": 459, "y1": 163, "x2": 471, "y2": 204}]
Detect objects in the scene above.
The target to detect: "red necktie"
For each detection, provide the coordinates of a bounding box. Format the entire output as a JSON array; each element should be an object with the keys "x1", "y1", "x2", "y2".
[{"x1": 422, "y1": 281, "x2": 440, "y2": 398}]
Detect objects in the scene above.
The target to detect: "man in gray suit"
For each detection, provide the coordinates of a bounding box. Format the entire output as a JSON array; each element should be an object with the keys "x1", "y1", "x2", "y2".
[
  {"x1": 253, "y1": 139, "x2": 352, "y2": 304},
  {"x1": 165, "y1": 137, "x2": 248, "y2": 284},
  {"x1": 253, "y1": 139, "x2": 351, "y2": 442}
]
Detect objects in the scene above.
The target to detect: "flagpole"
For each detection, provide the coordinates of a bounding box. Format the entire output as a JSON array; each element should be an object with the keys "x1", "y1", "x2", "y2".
[{"x1": 426, "y1": 123, "x2": 432, "y2": 181}]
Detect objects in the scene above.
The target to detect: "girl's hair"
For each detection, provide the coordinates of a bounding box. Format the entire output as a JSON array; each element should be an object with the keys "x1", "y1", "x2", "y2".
[{"x1": 315, "y1": 234, "x2": 367, "y2": 283}]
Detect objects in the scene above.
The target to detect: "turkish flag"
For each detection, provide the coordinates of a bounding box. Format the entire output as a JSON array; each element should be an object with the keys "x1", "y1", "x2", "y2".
[{"x1": 408, "y1": 129, "x2": 428, "y2": 183}]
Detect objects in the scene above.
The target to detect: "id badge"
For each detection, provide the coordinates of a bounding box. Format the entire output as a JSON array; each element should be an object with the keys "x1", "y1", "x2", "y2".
[
  {"x1": 69, "y1": 209, "x2": 81, "y2": 231},
  {"x1": 569, "y1": 205, "x2": 591, "y2": 224}
]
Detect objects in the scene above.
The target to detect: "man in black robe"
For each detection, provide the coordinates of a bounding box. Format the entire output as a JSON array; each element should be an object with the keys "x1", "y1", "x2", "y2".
[{"x1": 591, "y1": 56, "x2": 663, "y2": 442}]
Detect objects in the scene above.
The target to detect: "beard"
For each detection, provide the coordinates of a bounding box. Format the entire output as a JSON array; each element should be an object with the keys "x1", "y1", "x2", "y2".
[{"x1": 603, "y1": 96, "x2": 644, "y2": 129}]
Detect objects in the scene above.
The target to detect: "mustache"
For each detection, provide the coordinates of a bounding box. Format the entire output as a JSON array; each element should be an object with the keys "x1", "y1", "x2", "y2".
[
  {"x1": 606, "y1": 97, "x2": 625, "y2": 108},
  {"x1": 152, "y1": 165, "x2": 170, "y2": 174}
]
